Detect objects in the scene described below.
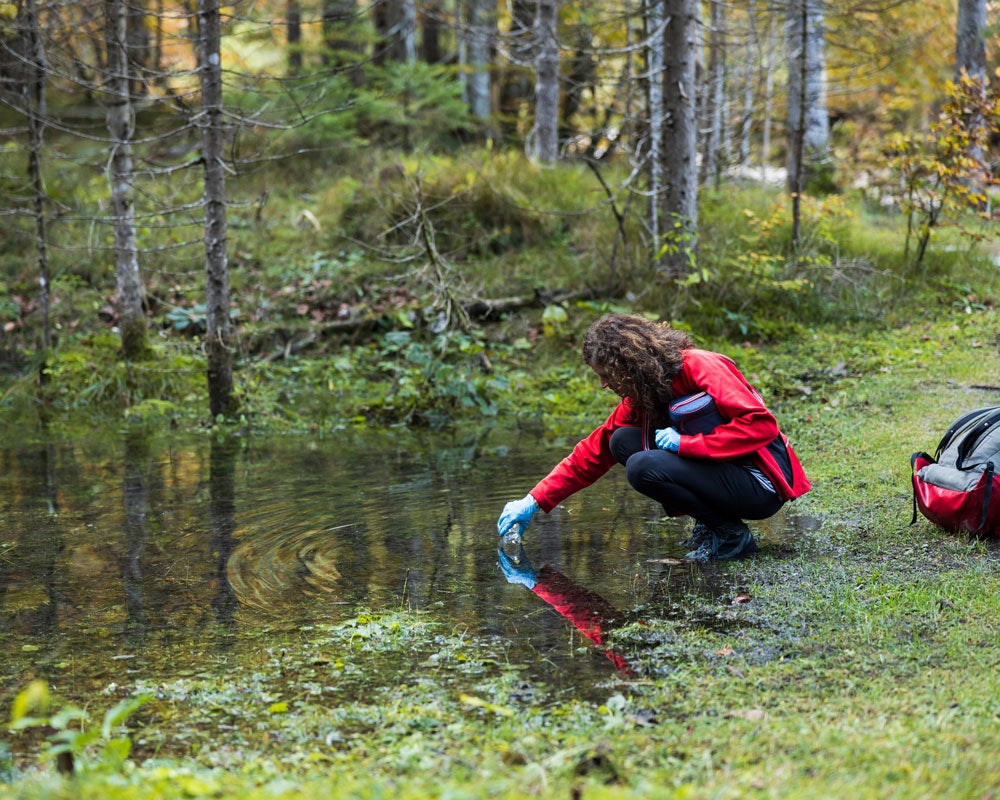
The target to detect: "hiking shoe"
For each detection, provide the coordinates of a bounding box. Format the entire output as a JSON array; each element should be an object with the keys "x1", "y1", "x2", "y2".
[
  {"x1": 684, "y1": 530, "x2": 719, "y2": 563},
  {"x1": 713, "y1": 521, "x2": 757, "y2": 560},
  {"x1": 680, "y1": 520, "x2": 714, "y2": 549}
]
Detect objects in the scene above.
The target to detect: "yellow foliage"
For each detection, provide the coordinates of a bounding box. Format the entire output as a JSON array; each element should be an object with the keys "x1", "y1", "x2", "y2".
[{"x1": 10, "y1": 679, "x2": 50, "y2": 725}]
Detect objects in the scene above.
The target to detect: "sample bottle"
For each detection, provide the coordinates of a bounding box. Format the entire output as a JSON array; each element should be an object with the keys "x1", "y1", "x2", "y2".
[{"x1": 499, "y1": 523, "x2": 524, "y2": 564}]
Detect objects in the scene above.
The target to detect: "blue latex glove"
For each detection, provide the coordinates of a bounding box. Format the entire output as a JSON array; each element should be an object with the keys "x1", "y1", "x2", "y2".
[
  {"x1": 654, "y1": 427, "x2": 681, "y2": 452},
  {"x1": 498, "y1": 547, "x2": 538, "y2": 589},
  {"x1": 497, "y1": 494, "x2": 539, "y2": 536}
]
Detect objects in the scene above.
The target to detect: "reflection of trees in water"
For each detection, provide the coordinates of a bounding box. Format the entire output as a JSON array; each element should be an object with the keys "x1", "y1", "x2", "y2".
[
  {"x1": 209, "y1": 436, "x2": 239, "y2": 627},
  {"x1": 0, "y1": 443, "x2": 63, "y2": 643},
  {"x1": 119, "y1": 429, "x2": 242, "y2": 637},
  {"x1": 1, "y1": 427, "x2": 737, "y2": 672},
  {"x1": 224, "y1": 429, "x2": 498, "y2": 617},
  {"x1": 122, "y1": 431, "x2": 150, "y2": 644}
]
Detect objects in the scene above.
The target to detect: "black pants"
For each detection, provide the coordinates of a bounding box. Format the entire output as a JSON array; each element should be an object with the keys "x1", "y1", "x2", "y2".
[{"x1": 610, "y1": 427, "x2": 784, "y2": 527}]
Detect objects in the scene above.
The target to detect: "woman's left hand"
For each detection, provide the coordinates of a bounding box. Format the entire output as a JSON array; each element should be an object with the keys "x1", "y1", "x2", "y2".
[{"x1": 654, "y1": 427, "x2": 681, "y2": 452}]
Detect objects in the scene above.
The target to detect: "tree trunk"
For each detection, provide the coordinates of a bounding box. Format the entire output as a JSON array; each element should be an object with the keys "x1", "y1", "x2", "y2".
[
  {"x1": 561, "y1": 26, "x2": 594, "y2": 139},
  {"x1": 287, "y1": 0, "x2": 302, "y2": 74},
  {"x1": 106, "y1": 0, "x2": 150, "y2": 361},
  {"x1": 955, "y1": 0, "x2": 987, "y2": 81},
  {"x1": 197, "y1": 0, "x2": 235, "y2": 419},
  {"x1": 737, "y1": 0, "x2": 758, "y2": 168},
  {"x1": 421, "y1": 1, "x2": 443, "y2": 63},
  {"x1": 401, "y1": 0, "x2": 416, "y2": 63},
  {"x1": 701, "y1": 0, "x2": 725, "y2": 187},
  {"x1": 466, "y1": 0, "x2": 494, "y2": 121},
  {"x1": 126, "y1": 0, "x2": 150, "y2": 96},
  {"x1": 955, "y1": 0, "x2": 988, "y2": 175},
  {"x1": 660, "y1": 0, "x2": 699, "y2": 276},
  {"x1": 761, "y1": 9, "x2": 777, "y2": 182},
  {"x1": 497, "y1": 0, "x2": 535, "y2": 136},
  {"x1": 529, "y1": 0, "x2": 559, "y2": 164},
  {"x1": 323, "y1": 0, "x2": 363, "y2": 84},
  {"x1": 786, "y1": 0, "x2": 830, "y2": 196},
  {"x1": 24, "y1": 0, "x2": 52, "y2": 366},
  {"x1": 645, "y1": 0, "x2": 665, "y2": 270},
  {"x1": 373, "y1": 0, "x2": 406, "y2": 65}
]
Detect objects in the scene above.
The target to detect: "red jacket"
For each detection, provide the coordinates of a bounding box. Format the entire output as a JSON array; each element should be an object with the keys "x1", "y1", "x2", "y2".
[{"x1": 529, "y1": 348, "x2": 811, "y2": 511}]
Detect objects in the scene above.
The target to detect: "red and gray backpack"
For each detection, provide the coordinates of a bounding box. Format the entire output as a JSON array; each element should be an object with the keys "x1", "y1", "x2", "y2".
[{"x1": 911, "y1": 406, "x2": 1000, "y2": 536}]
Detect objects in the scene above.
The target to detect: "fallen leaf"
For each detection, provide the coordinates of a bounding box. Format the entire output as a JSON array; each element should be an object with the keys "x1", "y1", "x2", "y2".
[{"x1": 459, "y1": 693, "x2": 513, "y2": 717}]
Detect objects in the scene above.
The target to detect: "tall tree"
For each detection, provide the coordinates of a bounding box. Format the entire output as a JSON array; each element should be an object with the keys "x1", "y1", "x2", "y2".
[
  {"x1": 373, "y1": 0, "x2": 409, "y2": 65},
  {"x1": 645, "y1": 0, "x2": 666, "y2": 268},
  {"x1": 23, "y1": 0, "x2": 52, "y2": 369},
  {"x1": 497, "y1": 0, "x2": 535, "y2": 134},
  {"x1": 323, "y1": 0, "x2": 363, "y2": 84},
  {"x1": 287, "y1": 0, "x2": 302, "y2": 74},
  {"x1": 105, "y1": 0, "x2": 151, "y2": 360},
  {"x1": 659, "y1": 0, "x2": 698, "y2": 275},
  {"x1": 955, "y1": 0, "x2": 987, "y2": 81},
  {"x1": 786, "y1": 0, "x2": 830, "y2": 196},
  {"x1": 197, "y1": 0, "x2": 235, "y2": 419},
  {"x1": 759, "y1": 6, "x2": 779, "y2": 181},
  {"x1": 466, "y1": 0, "x2": 494, "y2": 120},
  {"x1": 401, "y1": 0, "x2": 416, "y2": 63},
  {"x1": 421, "y1": 0, "x2": 444, "y2": 64},
  {"x1": 529, "y1": 0, "x2": 559, "y2": 164},
  {"x1": 701, "y1": 0, "x2": 727, "y2": 186},
  {"x1": 955, "y1": 0, "x2": 989, "y2": 175}
]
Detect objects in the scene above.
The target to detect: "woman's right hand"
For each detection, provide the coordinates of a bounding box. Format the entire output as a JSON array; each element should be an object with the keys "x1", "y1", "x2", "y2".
[{"x1": 497, "y1": 494, "x2": 540, "y2": 536}]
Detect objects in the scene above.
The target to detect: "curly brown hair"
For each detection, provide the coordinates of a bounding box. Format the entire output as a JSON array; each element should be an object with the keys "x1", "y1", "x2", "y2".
[{"x1": 582, "y1": 313, "x2": 694, "y2": 419}]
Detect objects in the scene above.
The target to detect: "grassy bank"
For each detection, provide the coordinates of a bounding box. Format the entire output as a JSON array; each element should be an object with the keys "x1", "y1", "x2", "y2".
[{"x1": 4, "y1": 308, "x2": 1000, "y2": 799}]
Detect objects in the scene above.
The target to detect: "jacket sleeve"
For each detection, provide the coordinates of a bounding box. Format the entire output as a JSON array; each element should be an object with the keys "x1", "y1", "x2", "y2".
[
  {"x1": 673, "y1": 350, "x2": 780, "y2": 461},
  {"x1": 529, "y1": 398, "x2": 637, "y2": 512}
]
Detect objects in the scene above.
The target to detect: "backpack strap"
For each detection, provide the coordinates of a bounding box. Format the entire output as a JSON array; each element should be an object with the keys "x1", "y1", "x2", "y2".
[
  {"x1": 973, "y1": 461, "x2": 997, "y2": 535},
  {"x1": 935, "y1": 407, "x2": 994, "y2": 460},
  {"x1": 910, "y1": 451, "x2": 931, "y2": 525}
]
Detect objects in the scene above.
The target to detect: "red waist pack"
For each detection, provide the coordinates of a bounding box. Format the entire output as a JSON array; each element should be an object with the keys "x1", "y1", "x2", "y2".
[{"x1": 911, "y1": 406, "x2": 1000, "y2": 536}]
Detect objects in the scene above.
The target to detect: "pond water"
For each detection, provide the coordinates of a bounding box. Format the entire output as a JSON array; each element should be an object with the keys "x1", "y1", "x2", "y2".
[{"x1": 1, "y1": 425, "x2": 806, "y2": 706}]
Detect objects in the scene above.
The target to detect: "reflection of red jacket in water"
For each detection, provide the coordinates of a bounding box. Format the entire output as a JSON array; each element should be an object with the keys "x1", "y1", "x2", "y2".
[{"x1": 531, "y1": 565, "x2": 634, "y2": 677}]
